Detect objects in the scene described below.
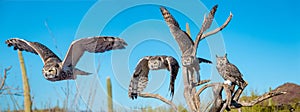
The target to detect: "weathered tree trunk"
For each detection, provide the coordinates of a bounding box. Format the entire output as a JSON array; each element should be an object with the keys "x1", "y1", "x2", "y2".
[
  {"x1": 17, "y1": 50, "x2": 32, "y2": 112},
  {"x1": 182, "y1": 67, "x2": 197, "y2": 111}
]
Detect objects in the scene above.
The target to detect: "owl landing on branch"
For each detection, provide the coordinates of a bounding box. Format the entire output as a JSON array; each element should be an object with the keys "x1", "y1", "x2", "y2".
[
  {"x1": 6, "y1": 36, "x2": 127, "y2": 81},
  {"x1": 160, "y1": 6, "x2": 215, "y2": 84},
  {"x1": 128, "y1": 56, "x2": 180, "y2": 100}
]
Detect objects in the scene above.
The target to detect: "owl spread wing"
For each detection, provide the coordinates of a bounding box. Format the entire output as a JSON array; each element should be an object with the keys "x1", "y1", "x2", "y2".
[
  {"x1": 196, "y1": 5, "x2": 218, "y2": 41},
  {"x1": 160, "y1": 7, "x2": 194, "y2": 55},
  {"x1": 197, "y1": 57, "x2": 212, "y2": 64},
  {"x1": 128, "y1": 57, "x2": 150, "y2": 99},
  {"x1": 5, "y1": 38, "x2": 61, "y2": 64},
  {"x1": 62, "y1": 36, "x2": 127, "y2": 68},
  {"x1": 165, "y1": 56, "x2": 180, "y2": 97}
]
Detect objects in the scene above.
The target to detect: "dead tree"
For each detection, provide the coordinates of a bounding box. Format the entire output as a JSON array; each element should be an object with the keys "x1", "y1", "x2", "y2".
[
  {"x1": 160, "y1": 5, "x2": 286, "y2": 112},
  {"x1": 161, "y1": 5, "x2": 232, "y2": 111},
  {"x1": 127, "y1": 5, "x2": 286, "y2": 112}
]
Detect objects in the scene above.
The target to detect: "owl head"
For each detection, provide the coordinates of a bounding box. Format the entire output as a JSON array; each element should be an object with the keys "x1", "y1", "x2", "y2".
[
  {"x1": 42, "y1": 63, "x2": 61, "y2": 81},
  {"x1": 182, "y1": 55, "x2": 195, "y2": 67},
  {"x1": 216, "y1": 53, "x2": 229, "y2": 65},
  {"x1": 148, "y1": 59, "x2": 162, "y2": 70}
]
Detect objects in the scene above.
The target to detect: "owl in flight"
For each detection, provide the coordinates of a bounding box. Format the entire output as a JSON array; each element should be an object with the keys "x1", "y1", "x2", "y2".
[
  {"x1": 160, "y1": 6, "x2": 215, "y2": 83},
  {"x1": 6, "y1": 36, "x2": 127, "y2": 81},
  {"x1": 128, "y1": 56, "x2": 179, "y2": 100},
  {"x1": 216, "y1": 53, "x2": 247, "y2": 101},
  {"x1": 159, "y1": 6, "x2": 217, "y2": 56}
]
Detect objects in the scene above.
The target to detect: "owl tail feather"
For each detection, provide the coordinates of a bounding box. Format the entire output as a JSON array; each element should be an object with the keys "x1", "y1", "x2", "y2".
[
  {"x1": 74, "y1": 68, "x2": 91, "y2": 76},
  {"x1": 197, "y1": 57, "x2": 212, "y2": 64}
]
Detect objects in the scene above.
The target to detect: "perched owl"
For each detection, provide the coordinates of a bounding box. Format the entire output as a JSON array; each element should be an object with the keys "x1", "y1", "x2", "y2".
[
  {"x1": 216, "y1": 53, "x2": 247, "y2": 101},
  {"x1": 6, "y1": 36, "x2": 127, "y2": 81},
  {"x1": 128, "y1": 56, "x2": 179, "y2": 100}
]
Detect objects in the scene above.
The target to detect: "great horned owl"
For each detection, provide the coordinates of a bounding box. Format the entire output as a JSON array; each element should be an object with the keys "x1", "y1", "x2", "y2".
[
  {"x1": 160, "y1": 7, "x2": 194, "y2": 56},
  {"x1": 6, "y1": 36, "x2": 127, "y2": 81},
  {"x1": 182, "y1": 56, "x2": 212, "y2": 67},
  {"x1": 216, "y1": 53, "x2": 247, "y2": 101},
  {"x1": 160, "y1": 7, "x2": 213, "y2": 83},
  {"x1": 128, "y1": 56, "x2": 179, "y2": 100}
]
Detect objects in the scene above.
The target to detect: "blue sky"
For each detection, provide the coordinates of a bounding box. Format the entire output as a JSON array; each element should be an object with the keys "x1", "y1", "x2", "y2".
[{"x1": 0, "y1": 0, "x2": 299, "y2": 111}]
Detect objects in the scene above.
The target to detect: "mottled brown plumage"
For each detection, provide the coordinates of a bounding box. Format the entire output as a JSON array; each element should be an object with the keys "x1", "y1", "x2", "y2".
[
  {"x1": 160, "y1": 6, "x2": 213, "y2": 83},
  {"x1": 216, "y1": 53, "x2": 247, "y2": 101},
  {"x1": 128, "y1": 56, "x2": 179, "y2": 100},
  {"x1": 6, "y1": 37, "x2": 127, "y2": 81}
]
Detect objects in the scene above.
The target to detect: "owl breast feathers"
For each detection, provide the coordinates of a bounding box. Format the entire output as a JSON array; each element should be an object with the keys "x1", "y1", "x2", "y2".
[{"x1": 216, "y1": 54, "x2": 245, "y2": 86}]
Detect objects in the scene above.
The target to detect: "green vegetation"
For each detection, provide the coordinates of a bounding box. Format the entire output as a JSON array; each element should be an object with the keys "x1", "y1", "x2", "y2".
[{"x1": 231, "y1": 89, "x2": 299, "y2": 112}]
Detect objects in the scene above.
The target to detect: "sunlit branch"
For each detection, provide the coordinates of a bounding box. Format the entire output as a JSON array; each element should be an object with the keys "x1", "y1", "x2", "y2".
[
  {"x1": 140, "y1": 92, "x2": 178, "y2": 111},
  {"x1": 232, "y1": 91, "x2": 287, "y2": 108},
  {"x1": 201, "y1": 12, "x2": 233, "y2": 40}
]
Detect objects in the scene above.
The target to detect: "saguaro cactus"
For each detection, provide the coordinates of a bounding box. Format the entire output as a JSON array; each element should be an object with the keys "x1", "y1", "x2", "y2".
[
  {"x1": 17, "y1": 50, "x2": 32, "y2": 112},
  {"x1": 106, "y1": 76, "x2": 113, "y2": 112}
]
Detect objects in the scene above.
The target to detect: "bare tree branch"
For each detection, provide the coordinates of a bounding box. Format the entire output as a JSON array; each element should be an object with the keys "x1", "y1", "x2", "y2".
[
  {"x1": 192, "y1": 80, "x2": 211, "y2": 111},
  {"x1": 192, "y1": 12, "x2": 232, "y2": 56},
  {"x1": 201, "y1": 12, "x2": 233, "y2": 40},
  {"x1": 2, "y1": 92, "x2": 23, "y2": 96},
  {"x1": 183, "y1": 67, "x2": 197, "y2": 111},
  {"x1": 208, "y1": 83, "x2": 223, "y2": 112},
  {"x1": 220, "y1": 84, "x2": 232, "y2": 112},
  {"x1": 0, "y1": 66, "x2": 12, "y2": 91},
  {"x1": 194, "y1": 80, "x2": 210, "y2": 87},
  {"x1": 7, "y1": 89, "x2": 21, "y2": 110},
  {"x1": 232, "y1": 91, "x2": 287, "y2": 108},
  {"x1": 193, "y1": 79, "x2": 210, "y2": 111},
  {"x1": 207, "y1": 84, "x2": 286, "y2": 111},
  {"x1": 193, "y1": 5, "x2": 218, "y2": 55},
  {"x1": 140, "y1": 92, "x2": 178, "y2": 111},
  {"x1": 196, "y1": 83, "x2": 221, "y2": 97},
  {"x1": 1, "y1": 86, "x2": 22, "y2": 91}
]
